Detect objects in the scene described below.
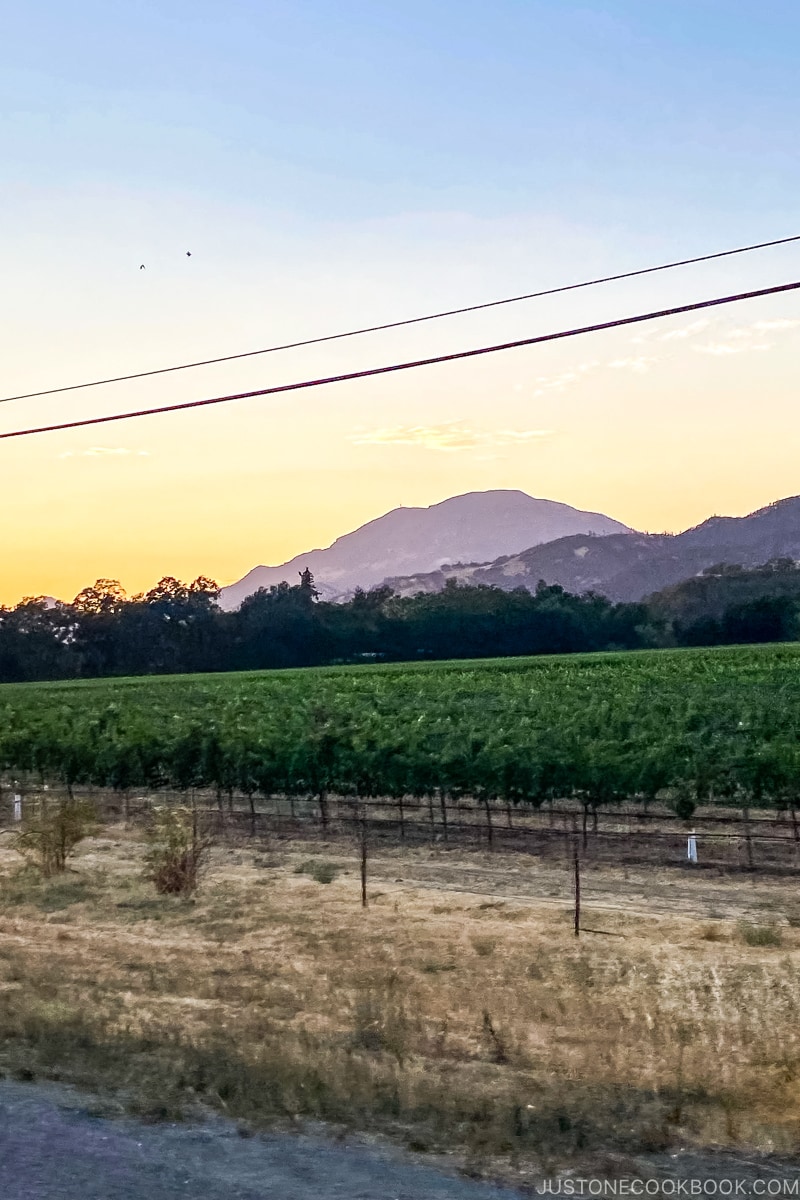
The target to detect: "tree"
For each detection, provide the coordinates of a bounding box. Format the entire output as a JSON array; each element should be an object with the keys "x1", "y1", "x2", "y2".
[{"x1": 72, "y1": 579, "x2": 127, "y2": 615}]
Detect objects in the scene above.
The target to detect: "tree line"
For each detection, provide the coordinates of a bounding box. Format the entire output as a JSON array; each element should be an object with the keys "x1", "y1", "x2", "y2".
[{"x1": 1, "y1": 561, "x2": 798, "y2": 683}]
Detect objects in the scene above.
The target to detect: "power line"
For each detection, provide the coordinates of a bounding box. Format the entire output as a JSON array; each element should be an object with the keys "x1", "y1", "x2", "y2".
[
  {"x1": 2, "y1": 278, "x2": 798, "y2": 442},
  {"x1": 3, "y1": 232, "x2": 800, "y2": 406}
]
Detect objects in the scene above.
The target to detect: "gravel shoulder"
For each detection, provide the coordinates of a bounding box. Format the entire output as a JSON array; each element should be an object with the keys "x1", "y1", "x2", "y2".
[{"x1": 0, "y1": 1079, "x2": 523, "y2": 1200}]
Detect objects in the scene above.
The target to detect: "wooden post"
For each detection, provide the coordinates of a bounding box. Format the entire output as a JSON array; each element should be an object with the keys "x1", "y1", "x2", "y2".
[
  {"x1": 439, "y1": 791, "x2": 449, "y2": 843},
  {"x1": 574, "y1": 845, "x2": 581, "y2": 937},
  {"x1": 428, "y1": 793, "x2": 435, "y2": 842},
  {"x1": 791, "y1": 807, "x2": 799, "y2": 845},
  {"x1": 360, "y1": 815, "x2": 368, "y2": 908},
  {"x1": 398, "y1": 794, "x2": 405, "y2": 841},
  {"x1": 319, "y1": 790, "x2": 329, "y2": 831},
  {"x1": 743, "y1": 807, "x2": 754, "y2": 870},
  {"x1": 571, "y1": 815, "x2": 580, "y2": 937},
  {"x1": 483, "y1": 796, "x2": 494, "y2": 850}
]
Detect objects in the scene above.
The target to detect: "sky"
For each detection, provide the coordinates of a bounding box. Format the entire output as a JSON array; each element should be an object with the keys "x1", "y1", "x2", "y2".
[{"x1": 2, "y1": 1, "x2": 800, "y2": 605}]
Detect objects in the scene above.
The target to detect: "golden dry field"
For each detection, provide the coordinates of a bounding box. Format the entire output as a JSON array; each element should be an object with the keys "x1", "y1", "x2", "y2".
[{"x1": 1, "y1": 829, "x2": 800, "y2": 1185}]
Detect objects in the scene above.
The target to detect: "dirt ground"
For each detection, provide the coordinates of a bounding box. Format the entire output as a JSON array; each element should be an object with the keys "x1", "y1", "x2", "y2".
[{"x1": 361, "y1": 841, "x2": 799, "y2": 923}]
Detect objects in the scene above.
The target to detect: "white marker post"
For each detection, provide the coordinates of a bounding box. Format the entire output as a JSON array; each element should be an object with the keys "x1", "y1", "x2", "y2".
[
  {"x1": 13, "y1": 794, "x2": 22, "y2": 822},
  {"x1": 687, "y1": 829, "x2": 698, "y2": 864}
]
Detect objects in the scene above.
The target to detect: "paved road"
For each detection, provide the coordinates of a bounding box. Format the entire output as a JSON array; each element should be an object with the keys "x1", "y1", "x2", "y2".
[{"x1": 0, "y1": 1079, "x2": 523, "y2": 1200}]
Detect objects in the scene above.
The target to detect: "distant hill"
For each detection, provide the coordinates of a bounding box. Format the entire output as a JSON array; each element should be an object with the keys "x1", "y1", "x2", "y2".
[
  {"x1": 385, "y1": 496, "x2": 800, "y2": 603},
  {"x1": 647, "y1": 559, "x2": 800, "y2": 624},
  {"x1": 218, "y1": 490, "x2": 629, "y2": 609}
]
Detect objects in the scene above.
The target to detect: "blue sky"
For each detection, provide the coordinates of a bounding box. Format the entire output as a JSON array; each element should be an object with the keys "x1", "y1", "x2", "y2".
[
  {"x1": 2, "y1": 2, "x2": 800, "y2": 601},
  {"x1": 5, "y1": 2, "x2": 800, "y2": 227}
]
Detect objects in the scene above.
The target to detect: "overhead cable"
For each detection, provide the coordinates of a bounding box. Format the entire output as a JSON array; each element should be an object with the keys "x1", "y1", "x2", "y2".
[
  {"x1": 2, "y1": 233, "x2": 800, "y2": 405},
  {"x1": 2, "y1": 278, "x2": 798, "y2": 442}
]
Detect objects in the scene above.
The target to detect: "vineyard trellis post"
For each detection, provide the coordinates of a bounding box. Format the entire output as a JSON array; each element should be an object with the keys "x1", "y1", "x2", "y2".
[
  {"x1": 360, "y1": 811, "x2": 368, "y2": 908},
  {"x1": 438, "y1": 790, "x2": 448, "y2": 843},
  {"x1": 743, "y1": 806, "x2": 754, "y2": 870},
  {"x1": 572, "y1": 816, "x2": 581, "y2": 937},
  {"x1": 483, "y1": 797, "x2": 494, "y2": 850}
]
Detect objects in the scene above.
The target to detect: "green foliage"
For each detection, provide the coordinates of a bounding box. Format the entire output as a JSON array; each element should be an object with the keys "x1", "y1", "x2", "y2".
[
  {"x1": 144, "y1": 807, "x2": 209, "y2": 896},
  {"x1": 12, "y1": 796, "x2": 96, "y2": 876},
  {"x1": 3, "y1": 644, "x2": 800, "y2": 818},
  {"x1": 294, "y1": 859, "x2": 339, "y2": 884},
  {"x1": 737, "y1": 922, "x2": 783, "y2": 948},
  {"x1": 672, "y1": 794, "x2": 696, "y2": 820}
]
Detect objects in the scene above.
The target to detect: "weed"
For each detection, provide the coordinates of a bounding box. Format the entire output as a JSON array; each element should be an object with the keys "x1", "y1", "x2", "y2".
[
  {"x1": 738, "y1": 922, "x2": 783, "y2": 947},
  {"x1": 0, "y1": 867, "x2": 96, "y2": 912},
  {"x1": 481, "y1": 1010, "x2": 510, "y2": 1065},
  {"x1": 698, "y1": 923, "x2": 727, "y2": 942},
  {"x1": 144, "y1": 808, "x2": 209, "y2": 896},
  {"x1": 13, "y1": 797, "x2": 96, "y2": 877},
  {"x1": 350, "y1": 974, "x2": 412, "y2": 1063},
  {"x1": 471, "y1": 936, "x2": 497, "y2": 957},
  {"x1": 295, "y1": 859, "x2": 339, "y2": 884}
]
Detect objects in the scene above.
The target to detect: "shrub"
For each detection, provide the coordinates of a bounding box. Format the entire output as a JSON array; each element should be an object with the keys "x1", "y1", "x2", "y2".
[
  {"x1": 144, "y1": 807, "x2": 209, "y2": 896},
  {"x1": 294, "y1": 859, "x2": 339, "y2": 884},
  {"x1": 13, "y1": 797, "x2": 96, "y2": 877},
  {"x1": 738, "y1": 922, "x2": 783, "y2": 947},
  {"x1": 698, "y1": 923, "x2": 726, "y2": 942}
]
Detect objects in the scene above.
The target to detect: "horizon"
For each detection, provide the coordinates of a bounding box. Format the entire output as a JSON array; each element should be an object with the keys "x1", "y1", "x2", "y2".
[{"x1": 3, "y1": 3, "x2": 800, "y2": 604}]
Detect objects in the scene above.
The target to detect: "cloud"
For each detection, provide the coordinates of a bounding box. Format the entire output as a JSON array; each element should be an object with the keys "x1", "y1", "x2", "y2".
[
  {"x1": 531, "y1": 360, "x2": 599, "y2": 397},
  {"x1": 694, "y1": 315, "x2": 800, "y2": 357},
  {"x1": 350, "y1": 422, "x2": 552, "y2": 452},
  {"x1": 607, "y1": 356, "x2": 656, "y2": 373},
  {"x1": 495, "y1": 428, "x2": 553, "y2": 442},
  {"x1": 751, "y1": 318, "x2": 800, "y2": 333},
  {"x1": 58, "y1": 446, "x2": 150, "y2": 460},
  {"x1": 695, "y1": 339, "x2": 771, "y2": 357},
  {"x1": 658, "y1": 318, "x2": 712, "y2": 342}
]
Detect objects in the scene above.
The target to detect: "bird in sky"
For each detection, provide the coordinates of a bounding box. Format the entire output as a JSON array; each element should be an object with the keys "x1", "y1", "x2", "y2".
[
  {"x1": 139, "y1": 264, "x2": 145, "y2": 270},
  {"x1": 186, "y1": 251, "x2": 191, "y2": 257}
]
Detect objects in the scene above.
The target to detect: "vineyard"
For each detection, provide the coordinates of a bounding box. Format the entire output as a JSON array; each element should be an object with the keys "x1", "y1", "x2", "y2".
[
  {"x1": 4, "y1": 644, "x2": 800, "y2": 1177},
  {"x1": 2, "y1": 644, "x2": 800, "y2": 847}
]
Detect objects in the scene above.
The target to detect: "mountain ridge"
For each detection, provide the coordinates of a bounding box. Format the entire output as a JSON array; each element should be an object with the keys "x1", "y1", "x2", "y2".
[
  {"x1": 218, "y1": 490, "x2": 630, "y2": 609},
  {"x1": 384, "y1": 496, "x2": 800, "y2": 603}
]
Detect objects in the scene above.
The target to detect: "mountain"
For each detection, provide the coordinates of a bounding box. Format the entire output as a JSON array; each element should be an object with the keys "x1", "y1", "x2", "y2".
[
  {"x1": 218, "y1": 490, "x2": 630, "y2": 609},
  {"x1": 384, "y1": 496, "x2": 800, "y2": 603}
]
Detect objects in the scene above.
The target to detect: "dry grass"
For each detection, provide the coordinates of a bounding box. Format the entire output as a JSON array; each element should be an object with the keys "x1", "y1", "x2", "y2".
[{"x1": 1, "y1": 832, "x2": 800, "y2": 1182}]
